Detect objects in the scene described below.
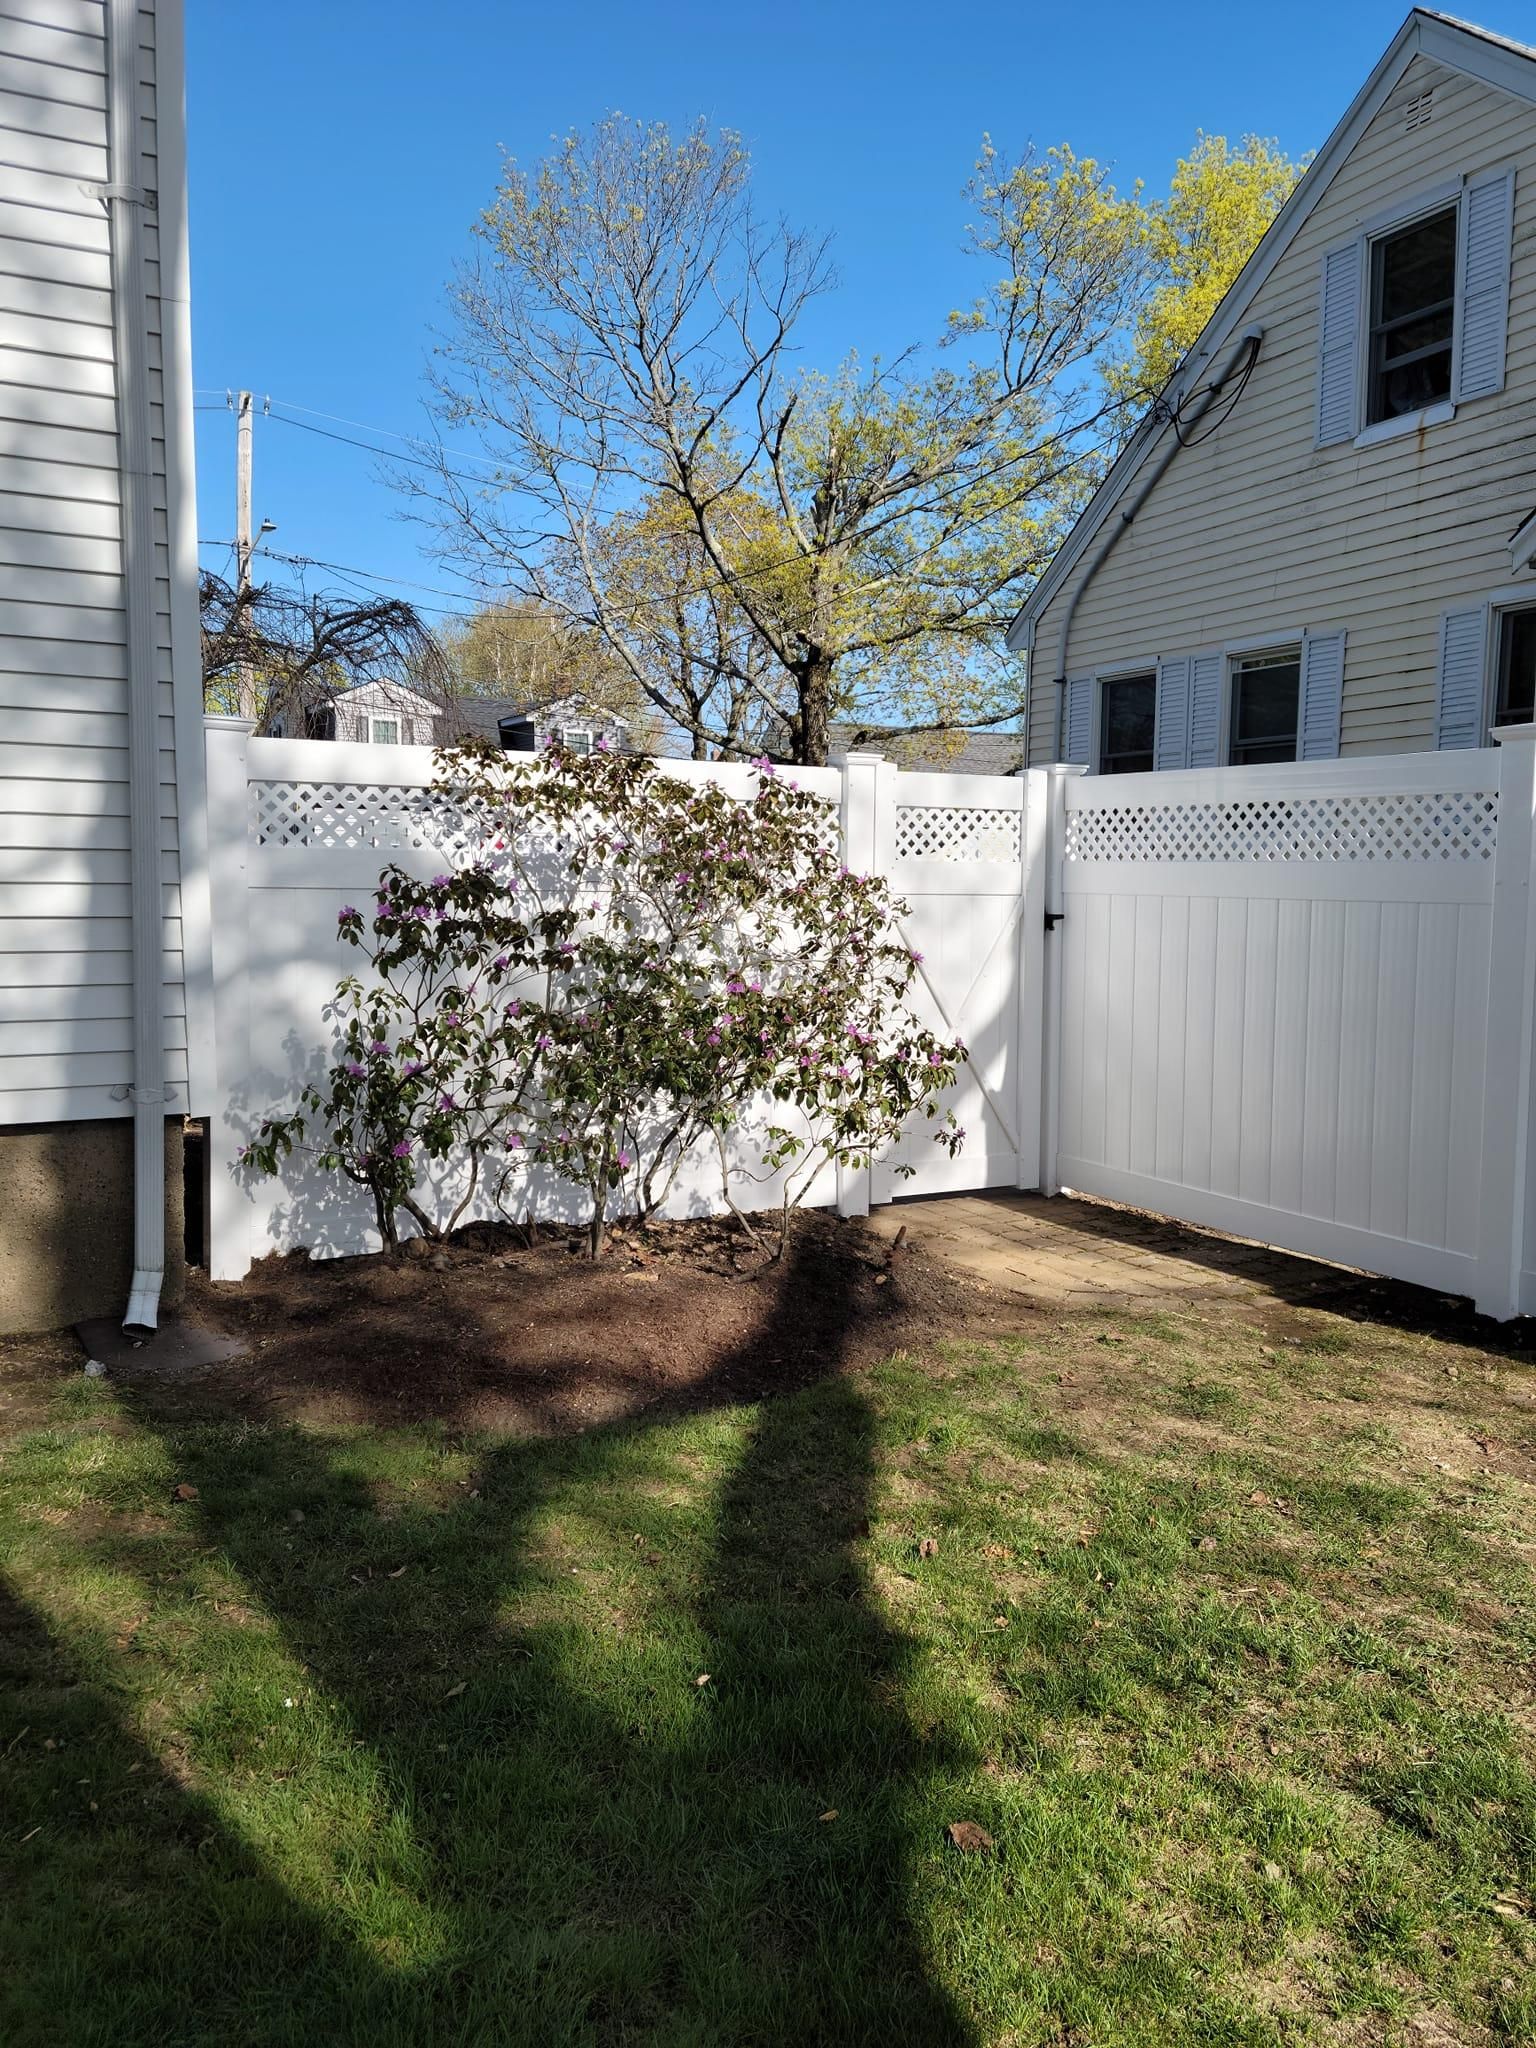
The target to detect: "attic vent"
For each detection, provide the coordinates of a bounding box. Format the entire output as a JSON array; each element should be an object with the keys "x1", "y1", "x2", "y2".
[{"x1": 1404, "y1": 88, "x2": 1434, "y2": 131}]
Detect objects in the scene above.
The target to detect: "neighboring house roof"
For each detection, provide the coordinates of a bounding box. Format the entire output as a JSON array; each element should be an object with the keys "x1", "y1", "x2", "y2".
[
  {"x1": 1006, "y1": 7, "x2": 1536, "y2": 659},
  {"x1": 282, "y1": 676, "x2": 447, "y2": 717},
  {"x1": 337, "y1": 678, "x2": 446, "y2": 715},
  {"x1": 831, "y1": 724, "x2": 1026, "y2": 775},
  {"x1": 450, "y1": 693, "x2": 632, "y2": 740}
]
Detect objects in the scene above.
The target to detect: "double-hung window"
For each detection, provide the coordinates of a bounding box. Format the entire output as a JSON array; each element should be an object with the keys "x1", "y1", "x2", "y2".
[
  {"x1": 562, "y1": 727, "x2": 593, "y2": 754},
  {"x1": 371, "y1": 717, "x2": 400, "y2": 745},
  {"x1": 1228, "y1": 649, "x2": 1301, "y2": 766},
  {"x1": 1317, "y1": 167, "x2": 1514, "y2": 446},
  {"x1": 1494, "y1": 607, "x2": 1536, "y2": 729},
  {"x1": 1366, "y1": 206, "x2": 1457, "y2": 424},
  {"x1": 1097, "y1": 673, "x2": 1155, "y2": 774}
]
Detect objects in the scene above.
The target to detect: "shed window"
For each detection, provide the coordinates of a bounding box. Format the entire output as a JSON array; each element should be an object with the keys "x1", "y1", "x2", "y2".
[
  {"x1": 562, "y1": 727, "x2": 593, "y2": 754},
  {"x1": 1367, "y1": 206, "x2": 1457, "y2": 423},
  {"x1": 1229, "y1": 649, "x2": 1300, "y2": 765},
  {"x1": 1098, "y1": 674, "x2": 1155, "y2": 775},
  {"x1": 371, "y1": 718, "x2": 401, "y2": 745},
  {"x1": 1495, "y1": 608, "x2": 1536, "y2": 728}
]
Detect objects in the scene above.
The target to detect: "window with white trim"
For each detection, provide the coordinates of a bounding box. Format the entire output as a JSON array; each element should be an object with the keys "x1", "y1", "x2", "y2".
[
  {"x1": 1097, "y1": 673, "x2": 1155, "y2": 774},
  {"x1": 1366, "y1": 206, "x2": 1457, "y2": 424},
  {"x1": 1317, "y1": 167, "x2": 1514, "y2": 447},
  {"x1": 562, "y1": 727, "x2": 593, "y2": 754},
  {"x1": 371, "y1": 717, "x2": 400, "y2": 745},
  {"x1": 1228, "y1": 648, "x2": 1301, "y2": 766},
  {"x1": 1494, "y1": 607, "x2": 1536, "y2": 729}
]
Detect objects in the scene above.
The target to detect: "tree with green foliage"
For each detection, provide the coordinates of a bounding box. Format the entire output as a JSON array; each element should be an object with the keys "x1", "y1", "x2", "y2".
[
  {"x1": 412, "y1": 118, "x2": 1301, "y2": 764},
  {"x1": 1111, "y1": 133, "x2": 1307, "y2": 411}
]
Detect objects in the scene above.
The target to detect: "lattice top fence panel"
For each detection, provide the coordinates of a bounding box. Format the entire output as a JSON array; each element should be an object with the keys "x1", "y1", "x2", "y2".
[
  {"x1": 250, "y1": 780, "x2": 484, "y2": 858},
  {"x1": 895, "y1": 804, "x2": 1022, "y2": 864},
  {"x1": 1065, "y1": 790, "x2": 1499, "y2": 865}
]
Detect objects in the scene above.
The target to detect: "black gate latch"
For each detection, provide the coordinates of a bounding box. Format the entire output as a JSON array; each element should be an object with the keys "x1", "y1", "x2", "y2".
[{"x1": 1044, "y1": 910, "x2": 1065, "y2": 932}]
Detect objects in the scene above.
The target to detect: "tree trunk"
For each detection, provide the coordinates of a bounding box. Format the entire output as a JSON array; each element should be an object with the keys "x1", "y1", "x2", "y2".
[{"x1": 798, "y1": 654, "x2": 834, "y2": 766}]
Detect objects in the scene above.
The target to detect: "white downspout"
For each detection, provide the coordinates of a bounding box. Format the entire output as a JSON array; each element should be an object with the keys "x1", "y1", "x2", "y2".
[{"x1": 107, "y1": 0, "x2": 170, "y2": 1334}]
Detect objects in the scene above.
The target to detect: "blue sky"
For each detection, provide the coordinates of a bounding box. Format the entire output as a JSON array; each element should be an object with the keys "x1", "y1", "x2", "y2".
[{"x1": 185, "y1": 1, "x2": 1528, "y2": 627}]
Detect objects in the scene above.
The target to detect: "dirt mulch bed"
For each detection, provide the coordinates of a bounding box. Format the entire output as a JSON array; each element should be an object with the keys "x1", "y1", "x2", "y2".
[{"x1": 173, "y1": 1211, "x2": 971, "y2": 1432}]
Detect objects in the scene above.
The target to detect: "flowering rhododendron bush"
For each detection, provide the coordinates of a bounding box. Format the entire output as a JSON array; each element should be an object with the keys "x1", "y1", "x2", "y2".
[{"x1": 247, "y1": 742, "x2": 966, "y2": 1256}]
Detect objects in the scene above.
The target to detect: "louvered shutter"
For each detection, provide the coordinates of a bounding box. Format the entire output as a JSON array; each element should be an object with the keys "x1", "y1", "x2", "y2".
[
  {"x1": 1455, "y1": 168, "x2": 1514, "y2": 403},
  {"x1": 1154, "y1": 657, "x2": 1191, "y2": 772},
  {"x1": 1299, "y1": 630, "x2": 1346, "y2": 760},
  {"x1": 1188, "y1": 652, "x2": 1223, "y2": 767},
  {"x1": 1063, "y1": 676, "x2": 1093, "y2": 766},
  {"x1": 1435, "y1": 606, "x2": 1489, "y2": 749},
  {"x1": 1317, "y1": 239, "x2": 1362, "y2": 445}
]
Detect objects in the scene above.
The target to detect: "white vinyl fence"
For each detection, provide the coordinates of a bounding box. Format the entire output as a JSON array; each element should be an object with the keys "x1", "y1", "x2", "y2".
[{"x1": 204, "y1": 716, "x2": 1536, "y2": 1319}]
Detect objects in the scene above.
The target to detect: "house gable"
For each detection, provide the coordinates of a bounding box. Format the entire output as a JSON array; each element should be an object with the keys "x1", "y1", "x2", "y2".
[{"x1": 1017, "y1": 12, "x2": 1536, "y2": 769}]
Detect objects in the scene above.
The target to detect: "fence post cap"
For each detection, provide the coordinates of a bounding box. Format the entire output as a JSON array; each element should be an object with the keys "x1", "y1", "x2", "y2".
[
  {"x1": 204, "y1": 714, "x2": 258, "y2": 734},
  {"x1": 1492, "y1": 723, "x2": 1536, "y2": 746}
]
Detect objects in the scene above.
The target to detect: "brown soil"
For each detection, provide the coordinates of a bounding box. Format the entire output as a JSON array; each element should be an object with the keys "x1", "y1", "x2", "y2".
[{"x1": 176, "y1": 1211, "x2": 968, "y2": 1431}]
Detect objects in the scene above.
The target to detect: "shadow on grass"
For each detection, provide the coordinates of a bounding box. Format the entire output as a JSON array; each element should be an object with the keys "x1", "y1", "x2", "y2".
[{"x1": 3, "y1": 1237, "x2": 973, "y2": 2047}]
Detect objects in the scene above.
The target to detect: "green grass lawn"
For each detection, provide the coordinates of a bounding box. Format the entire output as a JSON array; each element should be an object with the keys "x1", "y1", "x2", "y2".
[{"x1": 2, "y1": 1282, "x2": 1534, "y2": 2045}]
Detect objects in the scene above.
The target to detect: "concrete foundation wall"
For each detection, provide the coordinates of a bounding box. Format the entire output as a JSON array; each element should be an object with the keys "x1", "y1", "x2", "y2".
[{"x1": 0, "y1": 1119, "x2": 185, "y2": 1336}]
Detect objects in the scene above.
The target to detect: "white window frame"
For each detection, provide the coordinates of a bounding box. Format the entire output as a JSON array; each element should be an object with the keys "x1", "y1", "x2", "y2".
[
  {"x1": 1355, "y1": 183, "x2": 1461, "y2": 441},
  {"x1": 1225, "y1": 641, "x2": 1305, "y2": 767},
  {"x1": 1324, "y1": 168, "x2": 1511, "y2": 451},
  {"x1": 562, "y1": 726, "x2": 594, "y2": 754},
  {"x1": 371, "y1": 717, "x2": 401, "y2": 746},
  {"x1": 1093, "y1": 665, "x2": 1158, "y2": 776},
  {"x1": 1085, "y1": 658, "x2": 1157, "y2": 775},
  {"x1": 1484, "y1": 586, "x2": 1536, "y2": 739}
]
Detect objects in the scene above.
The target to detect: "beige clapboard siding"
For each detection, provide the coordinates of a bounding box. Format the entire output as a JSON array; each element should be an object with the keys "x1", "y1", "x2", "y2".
[
  {"x1": 0, "y1": 0, "x2": 192, "y2": 1127},
  {"x1": 1030, "y1": 51, "x2": 1536, "y2": 767}
]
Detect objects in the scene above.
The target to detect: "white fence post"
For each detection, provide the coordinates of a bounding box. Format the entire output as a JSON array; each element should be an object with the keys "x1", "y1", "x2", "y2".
[
  {"x1": 204, "y1": 716, "x2": 255, "y2": 1282},
  {"x1": 1016, "y1": 768, "x2": 1048, "y2": 1189},
  {"x1": 835, "y1": 751, "x2": 896, "y2": 1217},
  {"x1": 1475, "y1": 723, "x2": 1536, "y2": 1319},
  {"x1": 1038, "y1": 763, "x2": 1083, "y2": 1197}
]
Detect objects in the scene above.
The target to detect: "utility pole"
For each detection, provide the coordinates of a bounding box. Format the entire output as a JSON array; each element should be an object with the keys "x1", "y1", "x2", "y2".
[{"x1": 233, "y1": 389, "x2": 255, "y2": 719}]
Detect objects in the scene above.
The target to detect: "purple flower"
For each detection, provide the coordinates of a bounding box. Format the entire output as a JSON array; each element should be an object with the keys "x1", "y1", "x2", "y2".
[
  {"x1": 505, "y1": 1132, "x2": 523, "y2": 1151},
  {"x1": 910, "y1": 949, "x2": 925, "y2": 966},
  {"x1": 370, "y1": 1039, "x2": 390, "y2": 1056},
  {"x1": 536, "y1": 1032, "x2": 553, "y2": 1050},
  {"x1": 616, "y1": 1148, "x2": 633, "y2": 1169},
  {"x1": 344, "y1": 1060, "x2": 367, "y2": 1079},
  {"x1": 492, "y1": 955, "x2": 509, "y2": 972},
  {"x1": 707, "y1": 1031, "x2": 721, "y2": 1046},
  {"x1": 506, "y1": 998, "x2": 523, "y2": 1018},
  {"x1": 390, "y1": 1139, "x2": 412, "y2": 1158},
  {"x1": 927, "y1": 1050, "x2": 945, "y2": 1067},
  {"x1": 442, "y1": 1011, "x2": 462, "y2": 1028},
  {"x1": 401, "y1": 1058, "x2": 425, "y2": 1077},
  {"x1": 752, "y1": 755, "x2": 776, "y2": 777},
  {"x1": 339, "y1": 906, "x2": 358, "y2": 922},
  {"x1": 596, "y1": 733, "x2": 611, "y2": 752},
  {"x1": 438, "y1": 1092, "x2": 457, "y2": 1110},
  {"x1": 558, "y1": 940, "x2": 575, "y2": 957},
  {"x1": 430, "y1": 874, "x2": 451, "y2": 890},
  {"x1": 411, "y1": 904, "x2": 431, "y2": 921}
]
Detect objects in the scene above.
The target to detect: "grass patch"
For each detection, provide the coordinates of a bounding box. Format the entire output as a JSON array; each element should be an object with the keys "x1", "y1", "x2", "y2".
[{"x1": 2, "y1": 1299, "x2": 1534, "y2": 2045}]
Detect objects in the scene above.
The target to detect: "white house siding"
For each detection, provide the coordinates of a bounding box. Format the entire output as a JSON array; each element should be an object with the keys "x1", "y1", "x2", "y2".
[
  {"x1": 0, "y1": 0, "x2": 206, "y2": 1127},
  {"x1": 1027, "y1": 51, "x2": 1536, "y2": 767}
]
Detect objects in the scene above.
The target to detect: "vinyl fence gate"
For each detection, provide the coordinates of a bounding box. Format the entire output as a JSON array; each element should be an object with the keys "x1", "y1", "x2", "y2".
[{"x1": 205, "y1": 721, "x2": 1536, "y2": 1320}]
